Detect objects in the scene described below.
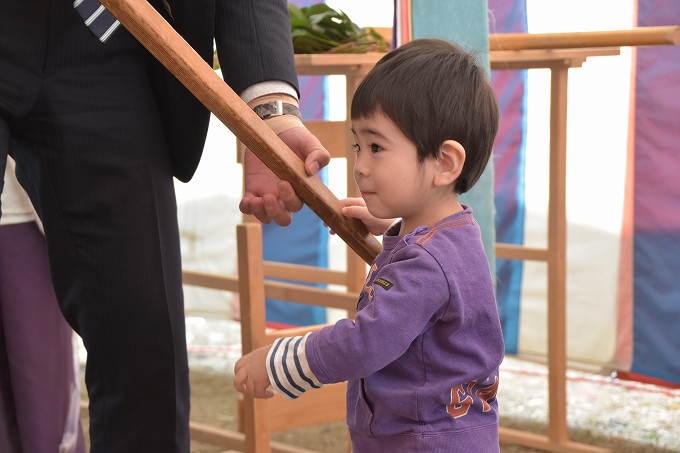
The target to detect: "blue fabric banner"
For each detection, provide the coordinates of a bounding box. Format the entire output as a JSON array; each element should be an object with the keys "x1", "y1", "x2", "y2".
[
  {"x1": 631, "y1": 1, "x2": 680, "y2": 384},
  {"x1": 488, "y1": 0, "x2": 528, "y2": 354},
  {"x1": 262, "y1": 0, "x2": 328, "y2": 326},
  {"x1": 410, "y1": 0, "x2": 496, "y2": 273}
]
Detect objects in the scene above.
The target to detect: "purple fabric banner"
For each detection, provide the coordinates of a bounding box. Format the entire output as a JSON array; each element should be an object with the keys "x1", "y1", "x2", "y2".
[
  {"x1": 292, "y1": 0, "x2": 326, "y2": 120},
  {"x1": 631, "y1": 1, "x2": 680, "y2": 384},
  {"x1": 488, "y1": 0, "x2": 528, "y2": 354}
]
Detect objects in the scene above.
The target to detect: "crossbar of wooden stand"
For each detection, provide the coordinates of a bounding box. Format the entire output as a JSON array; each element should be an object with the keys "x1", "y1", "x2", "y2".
[
  {"x1": 490, "y1": 25, "x2": 680, "y2": 50},
  {"x1": 369, "y1": 25, "x2": 680, "y2": 52}
]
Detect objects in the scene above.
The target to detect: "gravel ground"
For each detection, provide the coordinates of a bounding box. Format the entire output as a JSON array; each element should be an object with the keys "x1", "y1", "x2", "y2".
[
  {"x1": 79, "y1": 318, "x2": 680, "y2": 452},
  {"x1": 184, "y1": 359, "x2": 680, "y2": 453}
]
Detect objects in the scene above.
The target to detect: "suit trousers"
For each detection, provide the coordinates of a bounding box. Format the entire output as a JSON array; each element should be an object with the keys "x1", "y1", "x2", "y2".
[{"x1": 0, "y1": 2, "x2": 190, "y2": 452}]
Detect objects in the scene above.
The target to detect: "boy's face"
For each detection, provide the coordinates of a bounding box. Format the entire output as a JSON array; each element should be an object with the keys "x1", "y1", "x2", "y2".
[{"x1": 351, "y1": 111, "x2": 440, "y2": 231}]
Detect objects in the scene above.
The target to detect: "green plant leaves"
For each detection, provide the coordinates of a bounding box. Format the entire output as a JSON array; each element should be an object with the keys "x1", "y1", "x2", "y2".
[
  {"x1": 214, "y1": 3, "x2": 389, "y2": 68},
  {"x1": 288, "y1": 3, "x2": 388, "y2": 54}
]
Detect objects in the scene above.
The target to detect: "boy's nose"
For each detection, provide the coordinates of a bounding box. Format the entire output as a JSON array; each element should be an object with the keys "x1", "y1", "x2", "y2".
[{"x1": 353, "y1": 153, "x2": 369, "y2": 178}]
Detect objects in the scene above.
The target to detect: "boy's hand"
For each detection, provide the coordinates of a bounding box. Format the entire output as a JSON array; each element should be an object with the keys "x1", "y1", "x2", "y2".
[
  {"x1": 233, "y1": 345, "x2": 275, "y2": 399},
  {"x1": 327, "y1": 197, "x2": 395, "y2": 236}
]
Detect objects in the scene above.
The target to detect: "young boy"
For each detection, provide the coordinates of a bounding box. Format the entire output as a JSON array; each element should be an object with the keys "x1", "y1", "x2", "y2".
[{"x1": 234, "y1": 39, "x2": 504, "y2": 452}]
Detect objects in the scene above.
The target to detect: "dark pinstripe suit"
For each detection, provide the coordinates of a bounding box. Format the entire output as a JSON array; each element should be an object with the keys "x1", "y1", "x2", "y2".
[{"x1": 0, "y1": 1, "x2": 298, "y2": 451}]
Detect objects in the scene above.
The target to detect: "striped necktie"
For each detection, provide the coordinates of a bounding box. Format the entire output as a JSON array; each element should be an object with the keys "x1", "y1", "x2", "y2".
[{"x1": 74, "y1": 0, "x2": 121, "y2": 42}]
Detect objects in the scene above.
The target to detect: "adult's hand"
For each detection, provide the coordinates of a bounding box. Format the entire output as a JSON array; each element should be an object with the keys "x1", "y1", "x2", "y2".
[{"x1": 239, "y1": 126, "x2": 330, "y2": 226}]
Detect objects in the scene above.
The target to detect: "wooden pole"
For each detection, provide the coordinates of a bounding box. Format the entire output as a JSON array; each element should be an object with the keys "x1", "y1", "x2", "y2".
[
  {"x1": 99, "y1": 0, "x2": 382, "y2": 265},
  {"x1": 490, "y1": 25, "x2": 680, "y2": 51}
]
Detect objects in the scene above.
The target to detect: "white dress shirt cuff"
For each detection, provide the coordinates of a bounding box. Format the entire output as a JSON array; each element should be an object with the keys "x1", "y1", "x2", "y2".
[{"x1": 241, "y1": 81, "x2": 298, "y2": 105}]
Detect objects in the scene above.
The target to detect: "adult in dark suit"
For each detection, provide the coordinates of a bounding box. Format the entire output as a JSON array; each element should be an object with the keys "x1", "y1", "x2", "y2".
[{"x1": 0, "y1": 0, "x2": 330, "y2": 452}]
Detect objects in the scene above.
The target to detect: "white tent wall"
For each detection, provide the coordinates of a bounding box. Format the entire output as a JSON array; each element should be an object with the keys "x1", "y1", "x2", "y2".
[
  {"x1": 518, "y1": 0, "x2": 634, "y2": 369},
  {"x1": 175, "y1": 83, "x2": 242, "y2": 319}
]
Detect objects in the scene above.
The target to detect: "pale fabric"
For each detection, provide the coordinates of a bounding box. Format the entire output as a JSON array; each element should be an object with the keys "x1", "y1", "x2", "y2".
[
  {"x1": 240, "y1": 81, "x2": 298, "y2": 105},
  {"x1": 59, "y1": 335, "x2": 83, "y2": 453},
  {"x1": 1, "y1": 158, "x2": 35, "y2": 226}
]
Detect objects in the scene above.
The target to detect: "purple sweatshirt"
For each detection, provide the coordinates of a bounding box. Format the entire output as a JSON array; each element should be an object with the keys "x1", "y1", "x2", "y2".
[{"x1": 266, "y1": 207, "x2": 504, "y2": 452}]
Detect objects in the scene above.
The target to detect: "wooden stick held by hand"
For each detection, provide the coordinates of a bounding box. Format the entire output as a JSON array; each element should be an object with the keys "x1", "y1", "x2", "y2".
[{"x1": 100, "y1": 0, "x2": 381, "y2": 264}]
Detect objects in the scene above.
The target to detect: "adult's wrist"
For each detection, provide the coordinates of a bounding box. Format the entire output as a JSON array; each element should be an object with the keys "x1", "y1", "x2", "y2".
[
  {"x1": 252, "y1": 99, "x2": 302, "y2": 121},
  {"x1": 262, "y1": 115, "x2": 304, "y2": 135},
  {"x1": 249, "y1": 94, "x2": 304, "y2": 135}
]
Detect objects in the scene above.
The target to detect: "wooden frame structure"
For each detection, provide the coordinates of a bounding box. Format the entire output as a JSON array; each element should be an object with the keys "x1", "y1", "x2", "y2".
[
  {"x1": 235, "y1": 223, "x2": 353, "y2": 453},
  {"x1": 183, "y1": 223, "x2": 356, "y2": 453}
]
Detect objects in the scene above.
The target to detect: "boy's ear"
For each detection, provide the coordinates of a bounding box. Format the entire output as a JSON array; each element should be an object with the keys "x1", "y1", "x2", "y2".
[{"x1": 433, "y1": 140, "x2": 465, "y2": 187}]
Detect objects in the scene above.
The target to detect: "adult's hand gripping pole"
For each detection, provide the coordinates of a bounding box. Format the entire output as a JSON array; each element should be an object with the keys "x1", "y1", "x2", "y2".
[{"x1": 100, "y1": 0, "x2": 382, "y2": 265}]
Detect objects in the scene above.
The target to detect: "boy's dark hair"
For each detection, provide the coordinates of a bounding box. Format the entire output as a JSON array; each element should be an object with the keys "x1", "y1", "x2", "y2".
[{"x1": 351, "y1": 39, "x2": 499, "y2": 194}]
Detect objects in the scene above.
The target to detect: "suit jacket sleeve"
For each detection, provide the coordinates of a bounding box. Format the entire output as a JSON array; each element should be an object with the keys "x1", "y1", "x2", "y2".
[{"x1": 214, "y1": 0, "x2": 299, "y2": 97}]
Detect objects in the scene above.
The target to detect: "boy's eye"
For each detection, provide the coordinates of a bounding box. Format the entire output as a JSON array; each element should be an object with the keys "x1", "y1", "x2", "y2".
[
  {"x1": 370, "y1": 143, "x2": 383, "y2": 153},
  {"x1": 352, "y1": 143, "x2": 383, "y2": 153}
]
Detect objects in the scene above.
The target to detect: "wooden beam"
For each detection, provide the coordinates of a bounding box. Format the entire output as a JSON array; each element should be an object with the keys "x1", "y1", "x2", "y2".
[
  {"x1": 500, "y1": 427, "x2": 611, "y2": 453},
  {"x1": 546, "y1": 63, "x2": 570, "y2": 445},
  {"x1": 264, "y1": 281, "x2": 358, "y2": 311},
  {"x1": 184, "y1": 263, "x2": 351, "y2": 290},
  {"x1": 263, "y1": 261, "x2": 348, "y2": 286},
  {"x1": 236, "y1": 383, "x2": 348, "y2": 432},
  {"x1": 190, "y1": 422, "x2": 320, "y2": 453},
  {"x1": 182, "y1": 270, "x2": 239, "y2": 292},
  {"x1": 496, "y1": 243, "x2": 549, "y2": 262},
  {"x1": 182, "y1": 269, "x2": 358, "y2": 311},
  {"x1": 489, "y1": 26, "x2": 680, "y2": 51}
]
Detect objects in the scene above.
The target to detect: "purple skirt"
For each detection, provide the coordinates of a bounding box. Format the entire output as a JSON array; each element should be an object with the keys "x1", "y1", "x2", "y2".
[{"x1": 0, "y1": 221, "x2": 85, "y2": 453}]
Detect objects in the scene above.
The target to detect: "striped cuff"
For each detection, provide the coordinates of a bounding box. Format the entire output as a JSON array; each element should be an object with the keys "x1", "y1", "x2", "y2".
[{"x1": 266, "y1": 333, "x2": 322, "y2": 399}]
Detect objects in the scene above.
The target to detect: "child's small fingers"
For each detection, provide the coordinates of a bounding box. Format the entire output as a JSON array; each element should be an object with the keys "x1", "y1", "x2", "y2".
[
  {"x1": 252, "y1": 385, "x2": 273, "y2": 399},
  {"x1": 342, "y1": 205, "x2": 367, "y2": 219},
  {"x1": 345, "y1": 197, "x2": 366, "y2": 207},
  {"x1": 259, "y1": 388, "x2": 275, "y2": 399},
  {"x1": 233, "y1": 377, "x2": 246, "y2": 394}
]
